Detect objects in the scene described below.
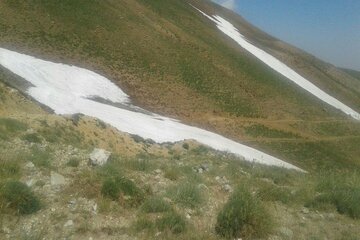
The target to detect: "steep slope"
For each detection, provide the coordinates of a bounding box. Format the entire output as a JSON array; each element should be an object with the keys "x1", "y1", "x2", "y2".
[{"x1": 0, "y1": 0, "x2": 359, "y2": 171}]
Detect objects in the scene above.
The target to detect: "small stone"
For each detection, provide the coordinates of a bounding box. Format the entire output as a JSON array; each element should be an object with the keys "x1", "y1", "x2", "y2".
[
  {"x1": 51, "y1": 172, "x2": 66, "y2": 186},
  {"x1": 200, "y1": 163, "x2": 209, "y2": 171},
  {"x1": 64, "y1": 220, "x2": 74, "y2": 228},
  {"x1": 301, "y1": 207, "x2": 310, "y2": 214},
  {"x1": 222, "y1": 184, "x2": 233, "y2": 192},
  {"x1": 279, "y1": 227, "x2": 293, "y2": 238},
  {"x1": 89, "y1": 148, "x2": 111, "y2": 166},
  {"x1": 154, "y1": 169, "x2": 162, "y2": 175},
  {"x1": 186, "y1": 214, "x2": 191, "y2": 219},
  {"x1": 26, "y1": 179, "x2": 35, "y2": 187},
  {"x1": 197, "y1": 168, "x2": 203, "y2": 174},
  {"x1": 25, "y1": 162, "x2": 35, "y2": 169},
  {"x1": 215, "y1": 176, "x2": 221, "y2": 181},
  {"x1": 93, "y1": 203, "x2": 98, "y2": 213}
]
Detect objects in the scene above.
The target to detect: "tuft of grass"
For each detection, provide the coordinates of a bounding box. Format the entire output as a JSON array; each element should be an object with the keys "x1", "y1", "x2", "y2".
[
  {"x1": 156, "y1": 211, "x2": 187, "y2": 234},
  {"x1": 128, "y1": 158, "x2": 152, "y2": 172},
  {"x1": 306, "y1": 171, "x2": 360, "y2": 219},
  {"x1": 21, "y1": 133, "x2": 42, "y2": 143},
  {"x1": 101, "y1": 178, "x2": 120, "y2": 201},
  {"x1": 215, "y1": 186, "x2": 273, "y2": 239},
  {"x1": 67, "y1": 157, "x2": 80, "y2": 167},
  {"x1": 182, "y1": 142, "x2": 189, "y2": 150},
  {"x1": 0, "y1": 181, "x2": 41, "y2": 215},
  {"x1": 0, "y1": 159, "x2": 21, "y2": 180},
  {"x1": 101, "y1": 176, "x2": 144, "y2": 206},
  {"x1": 28, "y1": 146, "x2": 52, "y2": 168},
  {"x1": 0, "y1": 118, "x2": 27, "y2": 140},
  {"x1": 164, "y1": 168, "x2": 180, "y2": 181},
  {"x1": 140, "y1": 196, "x2": 172, "y2": 213},
  {"x1": 167, "y1": 182, "x2": 203, "y2": 208},
  {"x1": 133, "y1": 217, "x2": 155, "y2": 232}
]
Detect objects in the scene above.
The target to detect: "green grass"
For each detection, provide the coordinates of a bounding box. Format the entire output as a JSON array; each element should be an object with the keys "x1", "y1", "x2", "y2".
[
  {"x1": 306, "y1": 171, "x2": 360, "y2": 219},
  {"x1": 39, "y1": 122, "x2": 84, "y2": 148},
  {"x1": 164, "y1": 168, "x2": 180, "y2": 181},
  {"x1": 0, "y1": 181, "x2": 41, "y2": 215},
  {"x1": 215, "y1": 186, "x2": 273, "y2": 239},
  {"x1": 245, "y1": 124, "x2": 299, "y2": 138},
  {"x1": 66, "y1": 157, "x2": 80, "y2": 167},
  {"x1": 0, "y1": 118, "x2": 27, "y2": 140},
  {"x1": 167, "y1": 182, "x2": 203, "y2": 208},
  {"x1": 101, "y1": 175, "x2": 144, "y2": 206},
  {"x1": 155, "y1": 211, "x2": 187, "y2": 234},
  {"x1": 140, "y1": 196, "x2": 172, "y2": 213},
  {"x1": 28, "y1": 146, "x2": 53, "y2": 168},
  {"x1": 21, "y1": 133, "x2": 42, "y2": 143}
]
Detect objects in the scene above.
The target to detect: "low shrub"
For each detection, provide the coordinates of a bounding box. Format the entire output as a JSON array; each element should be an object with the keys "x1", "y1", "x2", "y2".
[
  {"x1": 215, "y1": 186, "x2": 273, "y2": 239},
  {"x1": 156, "y1": 211, "x2": 186, "y2": 234},
  {"x1": 1, "y1": 181, "x2": 40, "y2": 215},
  {"x1": 140, "y1": 196, "x2": 172, "y2": 213}
]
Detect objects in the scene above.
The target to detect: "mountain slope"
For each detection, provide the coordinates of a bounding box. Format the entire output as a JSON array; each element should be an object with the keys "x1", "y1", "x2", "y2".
[{"x1": 0, "y1": 0, "x2": 359, "y2": 169}]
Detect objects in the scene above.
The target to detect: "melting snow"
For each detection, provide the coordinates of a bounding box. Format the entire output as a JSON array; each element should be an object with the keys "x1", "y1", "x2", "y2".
[
  {"x1": 0, "y1": 47, "x2": 303, "y2": 171},
  {"x1": 193, "y1": 7, "x2": 360, "y2": 120}
]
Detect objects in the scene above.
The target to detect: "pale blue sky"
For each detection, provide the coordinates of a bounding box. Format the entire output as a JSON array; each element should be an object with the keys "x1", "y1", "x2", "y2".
[{"x1": 212, "y1": 0, "x2": 360, "y2": 70}]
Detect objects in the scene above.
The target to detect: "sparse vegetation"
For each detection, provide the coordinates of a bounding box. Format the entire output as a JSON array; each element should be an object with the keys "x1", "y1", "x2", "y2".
[
  {"x1": 167, "y1": 182, "x2": 203, "y2": 208},
  {"x1": 66, "y1": 157, "x2": 80, "y2": 167},
  {"x1": 140, "y1": 196, "x2": 172, "y2": 213},
  {"x1": 307, "y1": 171, "x2": 360, "y2": 219},
  {"x1": 156, "y1": 211, "x2": 187, "y2": 234},
  {"x1": 215, "y1": 186, "x2": 273, "y2": 239},
  {"x1": 101, "y1": 175, "x2": 144, "y2": 206},
  {"x1": 0, "y1": 118, "x2": 27, "y2": 140},
  {"x1": 21, "y1": 133, "x2": 42, "y2": 143},
  {"x1": 0, "y1": 181, "x2": 40, "y2": 215},
  {"x1": 28, "y1": 146, "x2": 52, "y2": 168}
]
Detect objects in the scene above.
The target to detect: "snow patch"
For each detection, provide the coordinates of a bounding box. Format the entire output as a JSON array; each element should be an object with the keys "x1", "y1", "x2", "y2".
[
  {"x1": 0, "y1": 47, "x2": 303, "y2": 171},
  {"x1": 193, "y1": 7, "x2": 360, "y2": 120}
]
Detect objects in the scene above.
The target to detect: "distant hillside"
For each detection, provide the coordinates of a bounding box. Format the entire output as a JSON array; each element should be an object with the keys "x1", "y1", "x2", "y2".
[
  {"x1": 1, "y1": 0, "x2": 360, "y2": 171},
  {"x1": 341, "y1": 68, "x2": 360, "y2": 81}
]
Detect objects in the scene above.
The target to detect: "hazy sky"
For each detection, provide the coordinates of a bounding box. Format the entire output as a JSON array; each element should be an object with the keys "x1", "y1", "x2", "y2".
[{"x1": 212, "y1": 0, "x2": 360, "y2": 71}]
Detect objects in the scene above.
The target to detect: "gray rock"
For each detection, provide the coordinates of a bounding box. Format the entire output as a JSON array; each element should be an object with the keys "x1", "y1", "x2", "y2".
[
  {"x1": 51, "y1": 171, "x2": 66, "y2": 186},
  {"x1": 301, "y1": 207, "x2": 310, "y2": 214},
  {"x1": 154, "y1": 169, "x2": 162, "y2": 175},
  {"x1": 26, "y1": 179, "x2": 35, "y2": 187},
  {"x1": 279, "y1": 227, "x2": 293, "y2": 239},
  {"x1": 222, "y1": 184, "x2": 233, "y2": 192},
  {"x1": 64, "y1": 220, "x2": 74, "y2": 228},
  {"x1": 25, "y1": 162, "x2": 35, "y2": 169},
  {"x1": 89, "y1": 148, "x2": 111, "y2": 166}
]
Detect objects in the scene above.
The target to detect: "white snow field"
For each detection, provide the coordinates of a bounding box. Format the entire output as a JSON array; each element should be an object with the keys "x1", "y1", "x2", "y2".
[
  {"x1": 194, "y1": 8, "x2": 360, "y2": 120},
  {"x1": 0, "y1": 47, "x2": 303, "y2": 171}
]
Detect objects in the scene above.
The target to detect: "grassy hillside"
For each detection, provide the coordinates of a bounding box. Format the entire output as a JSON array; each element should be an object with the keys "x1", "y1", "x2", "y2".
[
  {"x1": 341, "y1": 68, "x2": 360, "y2": 81},
  {"x1": 1, "y1": 0, "x2": 360, "y2": 173},
  {"x1": 1, "y1": 80, "x2": 360, "y2": 240},
  {"x1": 1, "y1": 1, "x2": 360, "y2": 239}
]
